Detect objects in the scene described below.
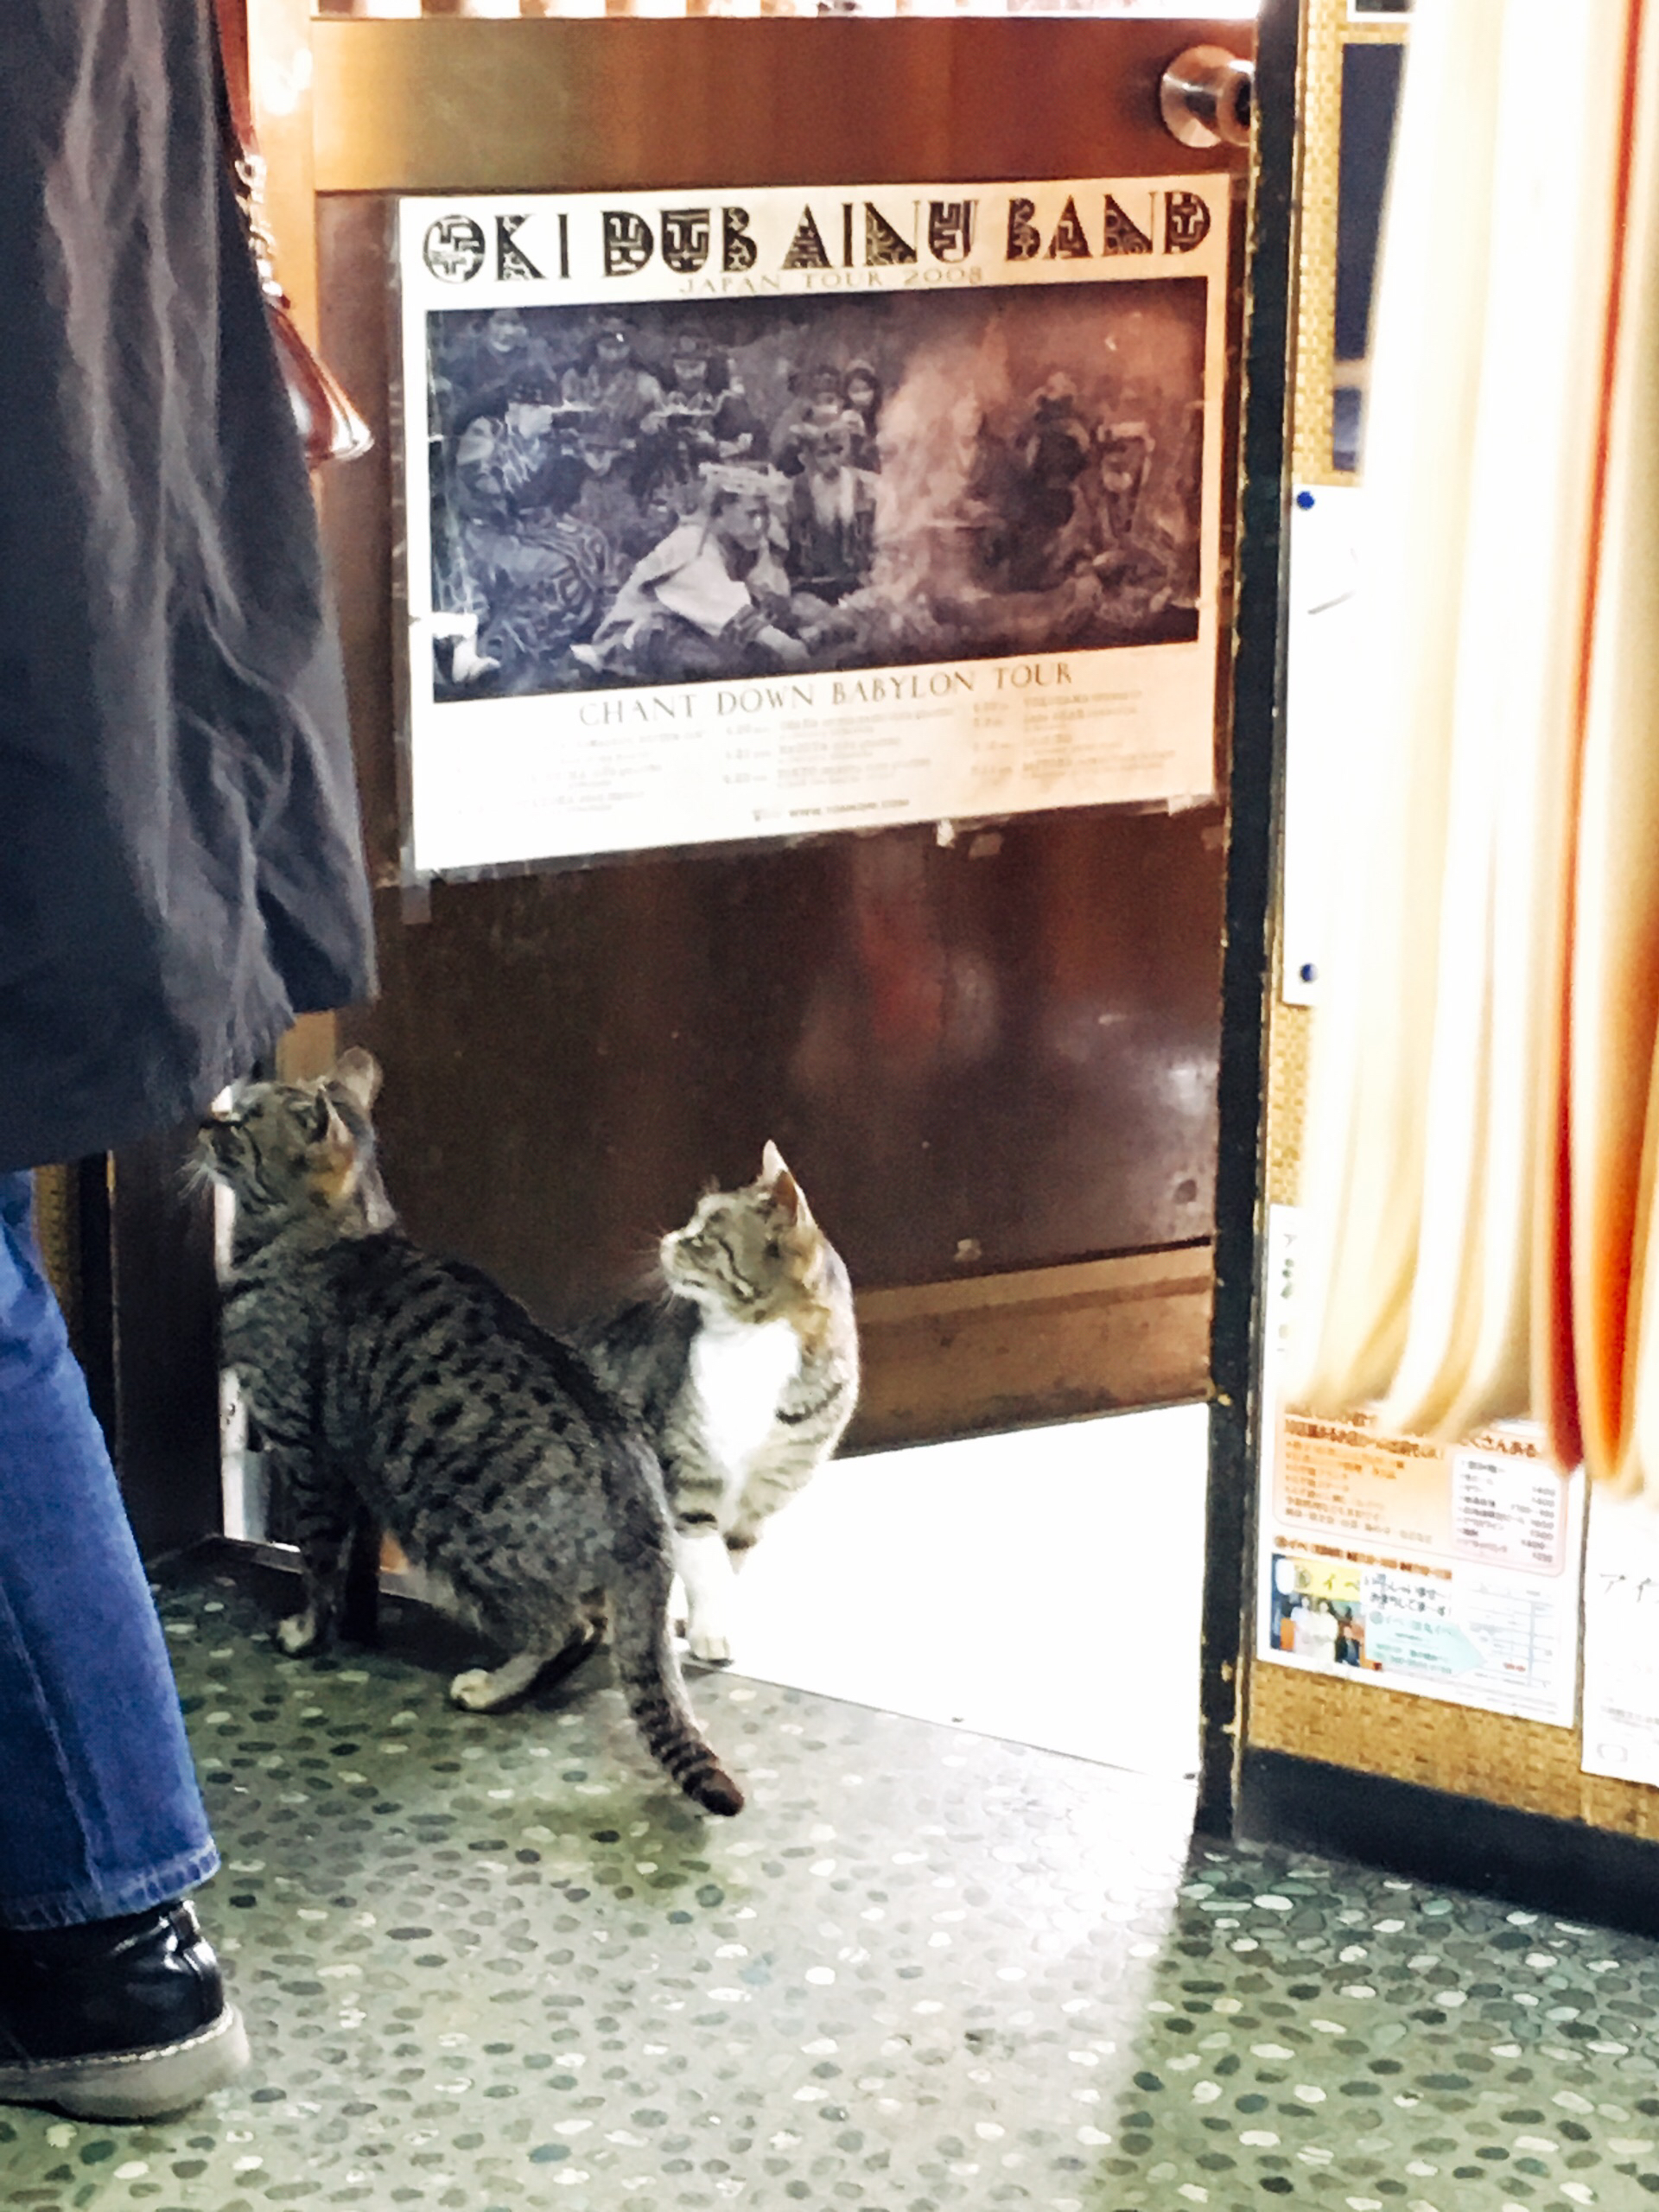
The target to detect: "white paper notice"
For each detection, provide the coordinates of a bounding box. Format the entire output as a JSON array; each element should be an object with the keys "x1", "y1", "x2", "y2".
[
  {"x1": 1257, "y1": 1205, "x2": 1584, "y2": 1726},
  {"x1": 1582, "y1": 1486, "x2": 1659, "y2": 1785}
]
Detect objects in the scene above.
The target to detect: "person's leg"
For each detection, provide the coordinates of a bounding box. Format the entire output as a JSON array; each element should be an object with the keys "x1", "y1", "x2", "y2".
[
  {"x1": 0, "y1": 1169, "x2": 246, "y2": 2117},
  {"x1": 0, "y1": 1171, "x2": 217, "y2": 1927}
]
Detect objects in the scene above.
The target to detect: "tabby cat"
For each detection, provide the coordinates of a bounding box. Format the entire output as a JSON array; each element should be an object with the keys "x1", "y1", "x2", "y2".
[
  {"x1": 199, "y1": 1050, "x2": 742, "y2": 1817},
  {"x1": 583, "y1": 1144, "x2": 858, "y2": 1665}
]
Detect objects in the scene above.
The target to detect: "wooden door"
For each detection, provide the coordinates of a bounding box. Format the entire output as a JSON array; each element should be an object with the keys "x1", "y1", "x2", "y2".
[{"x1": 296, "y1": 13, "x2": 1250, "y2": 1446}]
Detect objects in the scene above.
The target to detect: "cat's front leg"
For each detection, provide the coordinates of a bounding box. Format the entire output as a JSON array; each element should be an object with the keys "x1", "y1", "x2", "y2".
[
  {"x1": 273, "y1": 1448, "x2": 356, "y2": 1656},
  {"x1": 676, "y1": 1522, "x2": 738, "y2": 1665},
  {"x1": 274, "y1": 1606, "x2": 327, "y2": 1657}
]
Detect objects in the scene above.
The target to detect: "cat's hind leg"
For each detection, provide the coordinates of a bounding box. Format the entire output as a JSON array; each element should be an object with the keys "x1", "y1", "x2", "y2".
[
  {"x1": 449, "y1": 1607, "x2": 598, "y2": 1713},
  {"x1": 450, "y1": 1649, "x2": 551, "y2": 1712}
]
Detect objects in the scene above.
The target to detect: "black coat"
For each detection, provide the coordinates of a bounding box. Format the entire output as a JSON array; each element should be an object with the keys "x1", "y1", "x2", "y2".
[{"x1": 0, "y1": 0, "x2": 375, "y2": 1173}]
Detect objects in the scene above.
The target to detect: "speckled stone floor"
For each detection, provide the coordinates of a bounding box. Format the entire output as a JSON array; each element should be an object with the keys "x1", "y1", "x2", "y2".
[{"x1": 6, "y1": 1559, "x2": 1659, "y2": 2212}]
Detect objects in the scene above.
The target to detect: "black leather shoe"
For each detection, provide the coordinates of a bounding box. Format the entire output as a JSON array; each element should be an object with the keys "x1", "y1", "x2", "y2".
[{"x1": 0, "y1": 1900, "x2": 249, "y2": 2120}]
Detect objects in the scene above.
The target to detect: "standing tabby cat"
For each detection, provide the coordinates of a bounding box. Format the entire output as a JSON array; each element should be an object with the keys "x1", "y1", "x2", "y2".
[
  {"x1": 584, "y1": 1144, "x2": 858, "y2": 1664},
  {"x1": 199, "y1": 1050, "x2": 742, "y2": 1817}
]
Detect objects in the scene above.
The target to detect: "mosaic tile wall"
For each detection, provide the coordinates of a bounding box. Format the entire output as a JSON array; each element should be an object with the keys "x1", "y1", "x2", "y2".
[{"x1": 6, "y1": 1559, "x2": 1659, "y2": 2210}]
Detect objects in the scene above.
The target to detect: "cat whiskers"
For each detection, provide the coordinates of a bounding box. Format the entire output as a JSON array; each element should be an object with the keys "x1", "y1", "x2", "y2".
[
  {"x1": 620, "y1": 1237, "x2": 677, "y2": 1306},
  {"x1": 177, "y1": 1144, "x2": 222, "y2": 1201}
]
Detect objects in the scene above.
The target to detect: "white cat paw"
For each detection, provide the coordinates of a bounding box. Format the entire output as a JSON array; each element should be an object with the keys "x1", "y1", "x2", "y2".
[
  {"x1": 274, "y1": 1611, "x2": 319, "y2": 1656},
  {"x1": 687, "y1": 1625, "x2": 734, "y2": 1666},
  {"x1": 449, "y1": 1668, "x2": 503, "y2": 1711}
]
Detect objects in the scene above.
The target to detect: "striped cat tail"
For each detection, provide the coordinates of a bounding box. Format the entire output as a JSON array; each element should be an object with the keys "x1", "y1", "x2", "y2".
[{"x1": 609, "y1": 1575, "x2": 744, "y2": 1817}]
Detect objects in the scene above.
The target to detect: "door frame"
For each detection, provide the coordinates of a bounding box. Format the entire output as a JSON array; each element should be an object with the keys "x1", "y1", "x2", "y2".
[
  {"x1": 95, "y1": 0, "x2": 1300, "y2": 1848},
  {"x1": 1198, "y1": 0, "x2": 1300, "y2": 1834}
]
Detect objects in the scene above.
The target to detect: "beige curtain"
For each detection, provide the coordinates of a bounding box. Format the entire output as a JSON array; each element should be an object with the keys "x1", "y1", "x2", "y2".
[{"x1": 1291, "y1": 0, "x2": 1658, "y2": 1483}]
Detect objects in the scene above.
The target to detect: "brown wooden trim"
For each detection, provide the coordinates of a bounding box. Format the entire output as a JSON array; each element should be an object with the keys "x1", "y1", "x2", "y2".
[
  {"x1": 1292, "y1": 0, "x2": 1409, "y2": 489},
  {"x1": 309, "y1": 16, "x2": 1250, "y2": 197},
  {"x1": 106, "y1": 1129, "x2": 223, "y2": 1560},
  {"x1": 247, "y1": 0, "x2": 321, "y2": 338},
  {"x1": 850, "y1": 1244, "x2": 1211, "y2": 1449},
  {"x1": 1249, "y1": 1643, "x2": 1659, "y2": 1843},
  {"x1": 276, "y1": 1012, "x2": 343, "y2": 1082},
  {"x1": 29, "y1": 1165, "x2": 76, "y2": 1324}
]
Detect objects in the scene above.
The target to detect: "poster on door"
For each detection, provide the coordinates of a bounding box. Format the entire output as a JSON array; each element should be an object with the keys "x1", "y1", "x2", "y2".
[
  {"x1": 1256, "y1": 1208, "x2": 1584, "y2": 1726},
  {"x1": 393, "y1": 177, "x2": 1230, "y2": 877}
]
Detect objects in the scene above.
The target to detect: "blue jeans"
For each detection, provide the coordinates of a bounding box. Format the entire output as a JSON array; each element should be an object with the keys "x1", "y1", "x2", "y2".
[{"x1": 0, "y1": 1171, "x2": 218, "y2": 1929}]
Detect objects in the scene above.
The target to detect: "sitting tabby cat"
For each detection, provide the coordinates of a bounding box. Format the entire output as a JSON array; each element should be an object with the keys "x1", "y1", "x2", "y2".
[
  {"x1": 583, "y1": 1144, "x2": 858, "y2": 1665},
  {"x1": 199, "y1": 1050, "x2": 742, "y2": 1817}
]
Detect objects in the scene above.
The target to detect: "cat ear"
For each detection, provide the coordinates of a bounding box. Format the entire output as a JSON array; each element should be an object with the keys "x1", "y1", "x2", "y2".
[
  {"x1": 311, "y1": 1094, "x2": 363, "y2": 1202},
  {"x1": 323, "y1": 1095, "x2": 350, "y2": 1141},
  {"x1": 329, "y1": 1048, "x2": 383, "y2": 1112},
  {"x1": 762, "y1": 1142, "x2": 815, "y2": 1230}
]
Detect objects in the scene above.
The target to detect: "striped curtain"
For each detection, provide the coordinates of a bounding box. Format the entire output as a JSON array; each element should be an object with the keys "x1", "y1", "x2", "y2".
[{"x1": 1292, "y1": 0, "x2": 1659, "y2": 1488}]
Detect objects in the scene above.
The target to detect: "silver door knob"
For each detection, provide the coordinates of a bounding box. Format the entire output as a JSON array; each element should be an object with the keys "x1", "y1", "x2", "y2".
[{"x1": 1160, "y1": 45, "x2": 1254, "y2": 150}]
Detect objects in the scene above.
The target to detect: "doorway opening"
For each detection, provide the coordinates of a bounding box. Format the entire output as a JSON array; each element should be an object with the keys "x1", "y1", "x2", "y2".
[{"x1": 724, "y1": 1405, "x2": 1207, "y2": 1782}]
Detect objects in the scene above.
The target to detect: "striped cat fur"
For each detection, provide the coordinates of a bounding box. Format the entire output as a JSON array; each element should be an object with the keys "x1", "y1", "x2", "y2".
[
  {"x1": 199, "y1": 1050, "x2": 741, "y2": 1818},
  {"x1": 583, "y1": 1144, "x2": 859, "y2": 1666}
]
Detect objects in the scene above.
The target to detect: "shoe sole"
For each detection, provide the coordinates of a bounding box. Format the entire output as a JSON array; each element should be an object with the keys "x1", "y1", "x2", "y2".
[{"x1": 0, "y1": 2003, "x2": 251, "y2": 2121}]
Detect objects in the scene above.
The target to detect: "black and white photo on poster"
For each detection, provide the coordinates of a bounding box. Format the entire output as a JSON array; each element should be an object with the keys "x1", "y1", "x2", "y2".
[
  {"x1": 396, "y1": 180, "x2": 1229, "y2": 876},
  {"x1": 426, "y1": 282, "x2": 1205, "y2": 701}
]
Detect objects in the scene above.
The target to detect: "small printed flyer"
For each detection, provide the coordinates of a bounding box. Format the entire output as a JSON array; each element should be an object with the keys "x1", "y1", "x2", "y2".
[
  {"x1": 394, "y1": 175, "x2": 1229, "y2": 875},
  {"x1": 1256, "y1": 1208, "x2": 1584, "y2": 1726},
  {"x1": 1581, "y1": 1486, "x2": 1659, "y2": 1785}
]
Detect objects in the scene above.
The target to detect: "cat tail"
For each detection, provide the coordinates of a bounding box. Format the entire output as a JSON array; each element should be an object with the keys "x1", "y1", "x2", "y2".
[{"x1": 609, "y1": 1566, "x2": 745, "y2": 1819}]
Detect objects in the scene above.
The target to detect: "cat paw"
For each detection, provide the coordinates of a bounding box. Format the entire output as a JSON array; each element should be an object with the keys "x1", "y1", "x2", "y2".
[
  {"x1": 687, "y1": 1626, "x2": 734, "y2": 1666},
  {"x1": 449, "y1": 1668, "x2": 506, "y2": 1712},
  {"x1": 274, "y1": 1611, "x2": 321, "y2": 1656}
]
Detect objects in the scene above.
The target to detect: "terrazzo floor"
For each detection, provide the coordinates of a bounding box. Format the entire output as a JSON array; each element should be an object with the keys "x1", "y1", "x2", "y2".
[{"x1": 7, "y1": 1555, "x2": 1659, "y2": 2211}]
